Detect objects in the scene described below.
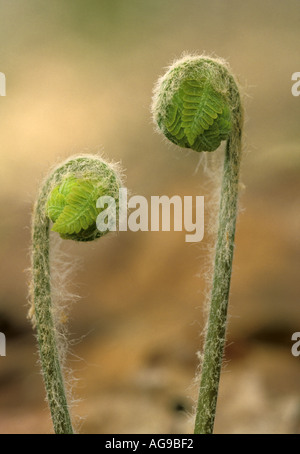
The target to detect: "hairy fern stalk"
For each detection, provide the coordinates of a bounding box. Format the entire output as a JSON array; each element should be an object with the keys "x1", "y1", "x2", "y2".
[
  {"x1": 152, "y1": 55, "x2": 243, "y2": 434},
  {"x1": 29, "y1": 155, "x2": 122, "y2": 434}
]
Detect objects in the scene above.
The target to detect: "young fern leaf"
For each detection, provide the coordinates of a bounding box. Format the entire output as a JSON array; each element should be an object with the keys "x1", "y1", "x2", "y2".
[
  {"x1": 30, "y1": 155, "x2": 123, "y2": 434},
  {"x1": 152, "y1": 54, "x2": 243, "y2": 434},
  {"x1": 154, "y1": 61, "x2": 233, "y2": 153},
  {"x1": 47, "y1": 176, "x2": 78, "y2": 222},
  {"x1": 49, "y1": 178, "x2": 104, "y2": 235},
  {"x1": 181, "y1": 80, "x2": 224, "y2": 144}
]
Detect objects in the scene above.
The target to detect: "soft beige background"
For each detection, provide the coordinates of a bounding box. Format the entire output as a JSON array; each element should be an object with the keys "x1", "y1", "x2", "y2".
[{"x1": 0, "y1": 0, "x2": 299, "y2": 434}]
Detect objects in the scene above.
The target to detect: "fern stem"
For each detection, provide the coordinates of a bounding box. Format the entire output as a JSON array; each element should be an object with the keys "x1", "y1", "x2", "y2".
[
  {"x1": 194, "y1": 127, "x2": 242, "y2": 434},
  {"x1": 32, "y1": 184, "x2": 73, "y2": 434},
  {"x1": 31, "y1": 160, "x2": 78, "y2": 434}
]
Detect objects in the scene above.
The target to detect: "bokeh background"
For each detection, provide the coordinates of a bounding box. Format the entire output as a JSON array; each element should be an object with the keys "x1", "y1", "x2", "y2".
[{"x1": 0, "y1": 0, "x2": 299, "y2": 434}]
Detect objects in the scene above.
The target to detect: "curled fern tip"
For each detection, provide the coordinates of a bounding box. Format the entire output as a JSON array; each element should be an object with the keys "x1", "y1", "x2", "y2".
[
  {"x1": 47, "y1": 158, "x2": 121, "y2": 242},
  {"x1": 152, "y1": 55, "x2": 237, "y2": 152}
]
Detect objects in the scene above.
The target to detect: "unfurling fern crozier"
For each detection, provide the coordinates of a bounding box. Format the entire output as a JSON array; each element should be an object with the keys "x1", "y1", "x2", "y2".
[
  {"x1": 152, "y1": 55, "x2": 243, "y2": 434},
  {"x1": 30, "y1": 155, "x2": 123, "y2": 434},
  {"x1": 47, "y1": 173, "x2": 119, "y2": 242},
  {"x1": 152, "y1": 56, "x2": 240, "y2": 153}
]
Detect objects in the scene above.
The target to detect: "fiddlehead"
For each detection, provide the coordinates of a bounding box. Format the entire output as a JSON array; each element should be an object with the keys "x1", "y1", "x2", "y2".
[
  {"x1": 152, "y1": 55, "x2": 243, "y2": 434},
  {"x1": 30, "y1": 154, "x2": 122, "y2": 434}
]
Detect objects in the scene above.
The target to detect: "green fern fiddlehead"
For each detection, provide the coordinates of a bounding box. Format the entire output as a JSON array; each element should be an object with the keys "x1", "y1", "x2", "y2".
[
  {"x1": 152, "y1": 56, "x2": 239, "y2": 152},
  {"x1": 163, "y1": 77, "x2": 232, "y2": 151},
  {"x1": 152, "y1": 55, "x2": 243, "y2": 434},
  {"x1": 48, "y1": 174, "x2": 119, "y2": 241},
  {"x1": 30, "y1": 155, "x2": 122, "y2": 434}
]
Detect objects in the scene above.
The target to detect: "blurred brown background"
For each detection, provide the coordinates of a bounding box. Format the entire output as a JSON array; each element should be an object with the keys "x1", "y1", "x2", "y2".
[{"x1": 0, "y1": 0, "x2": 299, "y2": 434}]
